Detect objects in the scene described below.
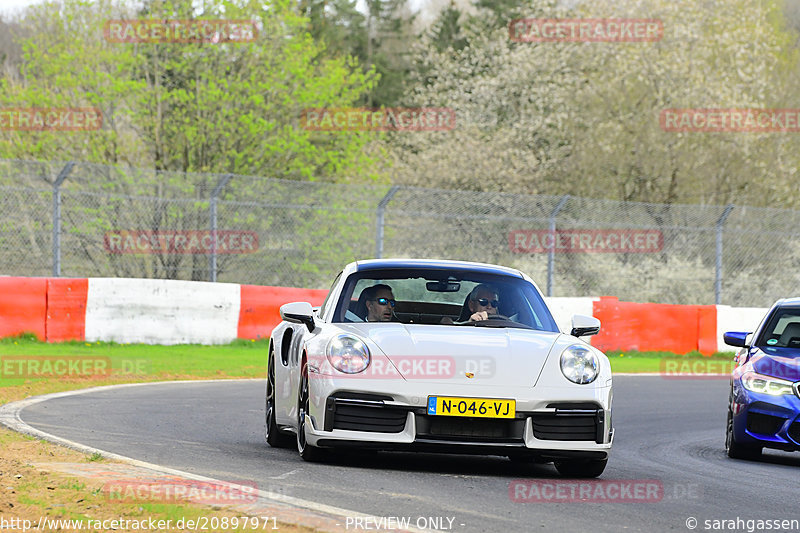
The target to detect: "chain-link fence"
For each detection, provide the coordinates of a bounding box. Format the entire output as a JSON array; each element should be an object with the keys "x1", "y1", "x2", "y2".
[{"x1": 1, "y1": 158, "x2": 798, "y2": 307}]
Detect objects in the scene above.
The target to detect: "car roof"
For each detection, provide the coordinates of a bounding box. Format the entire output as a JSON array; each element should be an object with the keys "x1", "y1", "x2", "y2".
[
  {"x1": 351, "y1": 258, "x2": 524, "y2": 278},
  {"x1": 774, "y1": 297, "x2": 800, "y2": 307}
]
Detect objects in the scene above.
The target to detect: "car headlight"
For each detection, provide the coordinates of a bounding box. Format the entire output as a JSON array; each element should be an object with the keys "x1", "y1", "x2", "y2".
[
  {"x1": 741, "y1": 371, "x2": 795, "y2": 395},
  {"x1": 560, "y1": 344, "x2": 599, "y2": 384},
  {"x1": 326, "y1": 334, "x2": 370, "y2": 374}
]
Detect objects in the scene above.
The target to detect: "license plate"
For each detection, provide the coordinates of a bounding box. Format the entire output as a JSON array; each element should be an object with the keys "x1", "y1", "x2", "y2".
[{"x1": 426, "y1": 396, "x2": 515, "y2": 418}]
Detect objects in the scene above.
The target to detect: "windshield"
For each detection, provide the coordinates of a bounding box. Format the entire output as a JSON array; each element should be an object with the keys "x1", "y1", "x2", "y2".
[
  {"x1": 756, "y1": 307, "x2": 800, "y2": 348},
  {"x1": 332, "y1": 267, "x2": 559, "y2": 331}
]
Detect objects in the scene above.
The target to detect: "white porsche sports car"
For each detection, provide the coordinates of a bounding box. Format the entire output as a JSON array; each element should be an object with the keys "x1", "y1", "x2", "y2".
[{"x1": 265, "y1": 259, "x2": 613, "y2": 477}]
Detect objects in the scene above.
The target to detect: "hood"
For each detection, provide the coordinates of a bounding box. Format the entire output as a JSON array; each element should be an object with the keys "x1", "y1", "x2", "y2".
[
  {"x1": 340, "y1": 323, "x2": 561, "y2": 387},
  {"x1": 751, "y1": 348, "x2": 800, "y2": 382}
]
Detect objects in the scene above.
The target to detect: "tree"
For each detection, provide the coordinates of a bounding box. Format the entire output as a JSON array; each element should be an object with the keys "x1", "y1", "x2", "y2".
[
  {"x1": 427, "y1": 5, "x2": 468, "y2": 52},
  {"x1": 387, "y1": 0, "x2": 583, "y2": 193},
  {"x1": 561, "y1": 0, "x2": 800, "y2": 206},
  {"x1": 387, "y1": 0, "x2": 800, "y2": 207},
  {"x1": 299, "y1": 0, "x2": 416, "y2": 107},
  {"x1": 0, "y1": 0, "x2": 381, "y2": 182}
]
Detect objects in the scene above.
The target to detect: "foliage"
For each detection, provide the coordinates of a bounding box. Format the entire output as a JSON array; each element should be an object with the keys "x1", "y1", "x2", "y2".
[
  {"x1": 0, "y1": 0, "x2": 380, "y2": 182},
  {"x1": 389, "y1": 0, "x2": 800, "y2": 207},
  {"x1": 300, "y1": 0, "x2": 416, "y2": 107}
]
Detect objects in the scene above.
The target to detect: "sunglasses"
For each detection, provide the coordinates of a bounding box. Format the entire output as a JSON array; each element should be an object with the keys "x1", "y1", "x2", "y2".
[
  {"x1": 371, "y1": 297, "x2": 396, "y2": 307},
  {"x1": 475, "y1": 298, "x2": 498, "y2": 308}
]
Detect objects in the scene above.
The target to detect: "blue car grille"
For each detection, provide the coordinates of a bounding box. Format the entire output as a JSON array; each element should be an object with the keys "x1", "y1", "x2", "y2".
[
  {"x1": 746, "y1": 412, "x2": 785, "y2": 436},
  {"x1": 788, "y1": 421, "x2": 800, "y2": 444}
]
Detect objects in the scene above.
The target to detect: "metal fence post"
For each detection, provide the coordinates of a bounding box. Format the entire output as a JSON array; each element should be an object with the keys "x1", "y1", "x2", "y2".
[
  {"x1": 52, "y1": 162, "x2": 75, "y2": 277},
  {"x1": 209, "y1": 174, "x2": 232, "y2": 282},
  {"x1": 375, "y1": 186, "x2": 400, "y2": 259},
  {"x1": 715, "y1": 204, "x2": 735, "y2": 305},
  {"x1": 547, "y1": 195, "x2": 570, "y2": 297}
]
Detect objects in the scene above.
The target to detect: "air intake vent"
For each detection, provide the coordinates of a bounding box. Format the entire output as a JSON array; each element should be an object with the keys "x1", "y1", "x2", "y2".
[
  {"x1": 746, "y1": 412, "x2": 785, "y2": 437},
  {"x1": 531, "y1": 408, "x2": 603, "y2": 442},
  {"x1": 330, "y1": 404, "x2": 407, "y2": 433}
]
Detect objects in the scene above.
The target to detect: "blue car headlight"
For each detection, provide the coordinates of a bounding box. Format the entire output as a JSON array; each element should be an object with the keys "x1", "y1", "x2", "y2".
[
  {"x1": 560, "y1": 344, "x2": 599, "y2": 384},
  {"x1": 327, "y1": 334, "x2": 370, "y2": 374},
  {"x1": 741, "y1": 371, "x2": 795, "y2": 396}
]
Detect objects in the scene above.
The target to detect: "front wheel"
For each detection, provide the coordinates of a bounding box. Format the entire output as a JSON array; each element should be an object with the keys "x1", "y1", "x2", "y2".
[
  {"x1": 553, "y1": 458, "x2": 607, "y2": 478},
  {"x1": 297, "y1": 362, "x2": 327, "y2": 462},
  {"x1": 265, "y1": 351, "x2": 293, "y2": 448},
  {"x1": 726, "y1": 405, "x2": 762, "y2": 460}
]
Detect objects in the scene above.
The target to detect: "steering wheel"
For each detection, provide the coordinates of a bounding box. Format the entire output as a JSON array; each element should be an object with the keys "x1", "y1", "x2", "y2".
[{"x1": 470, "y1": 314, "x2": 511, "y2": 322}]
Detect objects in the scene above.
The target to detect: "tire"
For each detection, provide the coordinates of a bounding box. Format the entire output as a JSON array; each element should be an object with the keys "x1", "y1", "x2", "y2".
[
  {"x1": 265, "y1": 350, "x2": 293, "y2": 448},
  {"x1": 553, "y1": 458, "x2": 608, "y2": 478},
  {"x1": 297, "y1": 362, "x2": 327, "y2": 462},
  {"x1": 726, "y1": 404, "x2": 762, "y2": 460}
]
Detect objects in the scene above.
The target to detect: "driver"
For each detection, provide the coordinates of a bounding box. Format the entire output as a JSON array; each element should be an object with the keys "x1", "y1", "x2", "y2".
[
  {"x1": 363, "y1": 284, "x2": 396, "y2": 322},
  {"x1": 468, "y1": 284, "x2": 499, "y2": 322}
]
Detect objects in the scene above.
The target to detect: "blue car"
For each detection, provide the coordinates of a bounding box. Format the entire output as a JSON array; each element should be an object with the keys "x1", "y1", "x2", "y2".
[{"x1": 724, "y1": 299, "x2": 800, "y2": 460}]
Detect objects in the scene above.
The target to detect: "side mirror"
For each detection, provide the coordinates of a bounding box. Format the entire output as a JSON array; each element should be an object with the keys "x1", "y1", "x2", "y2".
[
  {"x1": 280, "y1": 302, "x2": 315, "y2": 332},
  {"x1": 570, "y1": 315, "x2": 600, "y2": 337},
  {"x1": 723, "y1": 331, "x2": 751, "y2": 348}
]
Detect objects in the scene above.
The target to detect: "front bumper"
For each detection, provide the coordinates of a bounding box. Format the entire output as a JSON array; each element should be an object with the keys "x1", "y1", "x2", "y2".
[
  {"x1": 304, "y1": 377, "x2": 613, "y2": 460},
  {"x1": 731, "y1": 385, "x2": 800, "y2": 451}
]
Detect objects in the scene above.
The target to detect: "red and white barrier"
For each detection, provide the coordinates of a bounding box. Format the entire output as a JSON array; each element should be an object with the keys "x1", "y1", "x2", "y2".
[
  {"x1": 0, "y1": 277, "x2": 47, "y2": 341},
  {"x1": 0, "y1": 276, "x2": 770, "y2": 352},
  {"x1": 85, "y1": 279, "x2": 240, "y2": 345},
  {"x1": 0, "y1": 276, "x2": 326, "y2": 345}
]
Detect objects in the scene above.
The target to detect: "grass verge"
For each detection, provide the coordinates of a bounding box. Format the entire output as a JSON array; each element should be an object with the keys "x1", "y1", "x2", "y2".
[{"x1": 606, "y1": 349, "x2": 736, "y2": 373}]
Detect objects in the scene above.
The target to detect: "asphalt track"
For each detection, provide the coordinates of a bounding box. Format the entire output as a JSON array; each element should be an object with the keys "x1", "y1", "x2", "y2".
[{"x1": 13, "y1": 377, "x2": 800, "y2": 533}]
